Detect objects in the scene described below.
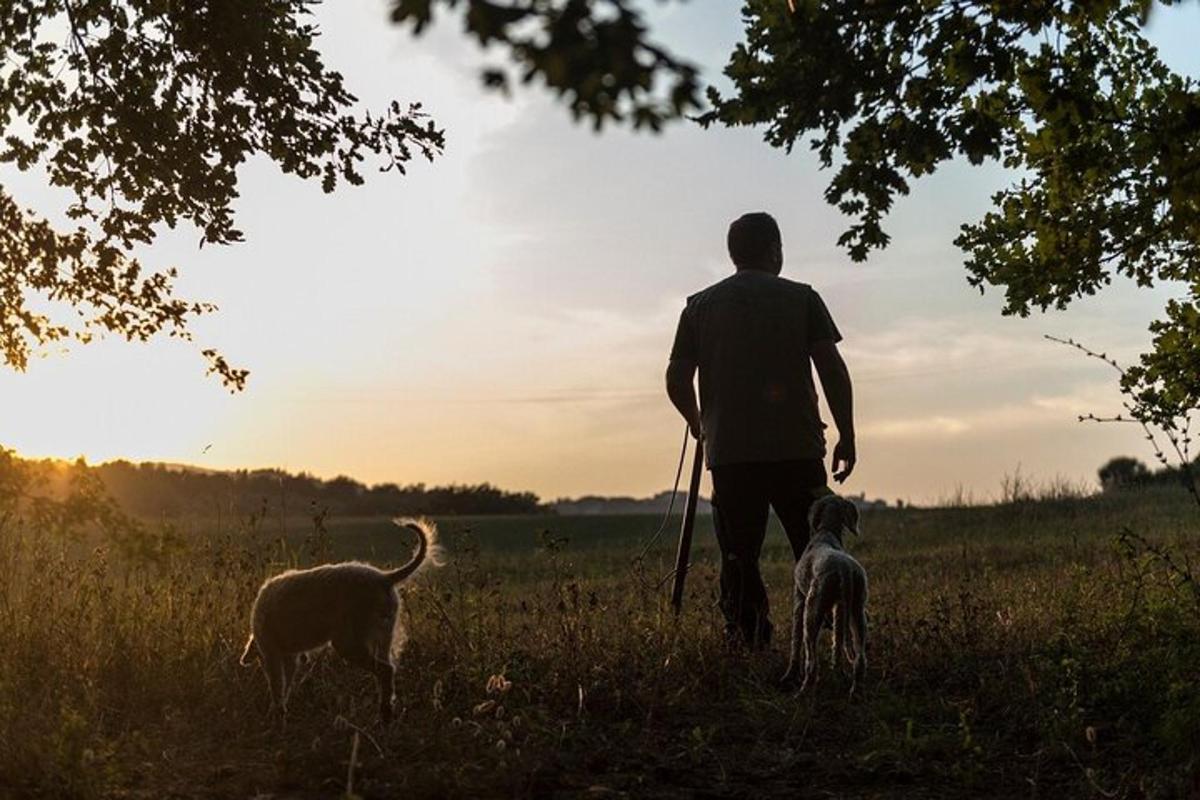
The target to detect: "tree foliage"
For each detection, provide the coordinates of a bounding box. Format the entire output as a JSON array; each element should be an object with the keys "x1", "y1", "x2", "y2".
[
  {"x1": 704, "y1": 0, "x2": 1200, "y2": 422},
  {"x1": 13, "y1": 0, "x2": 1196, "y2": 420},
  {"x1": 1098, "y1": 455, "x2": 1151, "y2": 489},
  {"x1": 88, "y1": 457, "x2": 549, "y2": 516},
  {"x1": 1, "y1": 0, "x2": 445, "y2": 387},
  {"x1": 390, "y1": 0, "x2": 701, "y2": 130},
  {"x1": 2, "y1": 447, "x2": 549, "y2": 518},
  {"x1": 1, "y1": 0, "x2": 702, "y2": 386}
]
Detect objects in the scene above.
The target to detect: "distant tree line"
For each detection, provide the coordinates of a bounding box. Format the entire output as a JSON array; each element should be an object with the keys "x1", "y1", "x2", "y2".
[
  {"x1": 1098, "y1": 456, "x2": 1199, "y2": 493},
  {"x1": 552, "y1": 491, "x2": 712, "y2": 517},
  {"x1": 86, "y1": 461, "x2": 550, "y2": 518}
]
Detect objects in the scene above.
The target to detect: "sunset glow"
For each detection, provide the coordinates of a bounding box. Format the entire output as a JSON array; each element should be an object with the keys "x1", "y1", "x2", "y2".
[{"x1": 3, "y1": 3, "x2": 1198, "y2": 505}]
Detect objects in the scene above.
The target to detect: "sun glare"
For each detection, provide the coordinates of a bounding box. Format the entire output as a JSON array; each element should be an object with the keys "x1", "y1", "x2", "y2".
[{"x1": 0, "y1": 340, "x2": 232, "y2": 467}]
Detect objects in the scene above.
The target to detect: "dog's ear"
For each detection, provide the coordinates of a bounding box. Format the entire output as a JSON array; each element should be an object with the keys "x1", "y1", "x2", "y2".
[
  {"x1": 808, "y1": 492, "x2": 835, "y2": 534},
  {"x1": 842, "y1": 500, "x2": 861, "y2": 536},
  {"x1": 807, "y1": 494, "x2": 824, "y2": 533}
]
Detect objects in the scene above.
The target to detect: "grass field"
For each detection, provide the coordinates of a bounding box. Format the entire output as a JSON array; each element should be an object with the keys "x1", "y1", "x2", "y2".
[{"x1": 1, "y1": 488, "x2": 1199, "y2": 798}]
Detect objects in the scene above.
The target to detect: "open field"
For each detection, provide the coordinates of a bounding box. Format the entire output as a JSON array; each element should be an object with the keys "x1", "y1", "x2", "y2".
[{"x1": 1, "y1": 490, "x2": 1199, "y2": 798}]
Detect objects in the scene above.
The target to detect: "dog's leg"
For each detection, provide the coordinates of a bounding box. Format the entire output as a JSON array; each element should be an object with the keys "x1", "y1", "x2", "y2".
[
  {"x1": 840, "y1": 570, "x2": 857, "y2": 667},
  {"x1": 333, "y1": 634, "x2": 397, "y2": 724},
  {"x1": 799, "y1": 580, "x2": 830, "y2": 693},
  {"x1": 850, "y1": 584, "x2": 868, "y2": 697},
  {"x1": 780, "y1": 579, "x2": 805, "y2": 687},
  {"x1": 832, "y1": 603, "x2": 847, "y2": 671},
  {"x1": 281, "y1": 654, "x2": 299, "y2": 710},
  {"x1": 261, "y1": 647, "x2": 288, "y2": 722},
  {"x1": 843, "y1": 615, "x2": 858, "y2": 666}
]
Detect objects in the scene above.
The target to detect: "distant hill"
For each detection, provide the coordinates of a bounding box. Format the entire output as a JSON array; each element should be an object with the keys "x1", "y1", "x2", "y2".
[{"x1": 553, "y1": 491, "x2": 712, "y2": 516}]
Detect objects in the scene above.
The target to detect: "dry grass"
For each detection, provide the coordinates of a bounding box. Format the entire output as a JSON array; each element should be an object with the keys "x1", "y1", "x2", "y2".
[{"x1": 0, "y1": 484, "x2": 1198, "y2": 798}]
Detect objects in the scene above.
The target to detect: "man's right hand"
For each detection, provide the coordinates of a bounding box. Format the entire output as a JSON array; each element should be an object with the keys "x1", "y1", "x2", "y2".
[{"x1": 832, "y1": 438, "x2": 856, "y2": 483}]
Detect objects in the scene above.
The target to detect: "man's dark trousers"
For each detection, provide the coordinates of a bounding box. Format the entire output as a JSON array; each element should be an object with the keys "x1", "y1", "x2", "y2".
[{"x1": 710, "y1": 458, "x2": 827, "y2": 648}]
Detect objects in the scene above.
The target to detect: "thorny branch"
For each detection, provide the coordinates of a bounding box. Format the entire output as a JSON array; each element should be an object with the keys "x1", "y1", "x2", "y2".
[{"x1": 1044, "y1": 334, "x2": 1198, "y2": 511}]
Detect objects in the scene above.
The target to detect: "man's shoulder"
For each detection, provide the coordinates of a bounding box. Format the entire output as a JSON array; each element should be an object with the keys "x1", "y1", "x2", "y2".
[
  {"x1": 685, "y1": 274, "x2": 736, "y2": 305},
  {"x1": 686, "y1": 273, "x2": 816, "y2": 305},
  {"x1": 773, "y1": 276, "x2": 817, "y2": 297}
]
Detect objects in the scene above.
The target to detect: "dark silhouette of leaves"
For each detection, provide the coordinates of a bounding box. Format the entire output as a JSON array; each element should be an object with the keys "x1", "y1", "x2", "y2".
[
  {"x1": 704, "y1": 0, "x2": 1200, "y2": 422},
  {"x1": 391, "y1": 0, "x2": 701, "y2": 131},
  {"x1": 2, "y1": 1, "x2": 701, "y2": 385},
  {"x1": 1, "y1": 0, "x2": 445, "y2": 388}
]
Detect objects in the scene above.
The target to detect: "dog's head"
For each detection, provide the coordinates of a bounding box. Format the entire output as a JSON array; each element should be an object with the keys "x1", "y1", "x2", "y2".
[{"x1": 808, "y1": 493, "x2": 861, "y2": 541}]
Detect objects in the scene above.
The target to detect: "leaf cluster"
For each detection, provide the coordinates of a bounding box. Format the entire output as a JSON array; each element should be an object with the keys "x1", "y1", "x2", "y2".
[
  {"x1": 706, "y1": 0, "x2": 1200, "y2": 419},
  {"x1": 391, "y1": 0, "x2": 701, "y2": 130},
  {"x1": 1, "y1": 0, "x2": 445, "y2": 387}
]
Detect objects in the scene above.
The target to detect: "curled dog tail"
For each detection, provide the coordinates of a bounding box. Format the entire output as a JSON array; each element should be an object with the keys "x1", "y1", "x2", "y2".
[
  {"x1": 239, "y1": 634, "x2": 258, "y2": 666},
  {"x1": 386, "y1": 517, "x2": 446, "y2": 585}
]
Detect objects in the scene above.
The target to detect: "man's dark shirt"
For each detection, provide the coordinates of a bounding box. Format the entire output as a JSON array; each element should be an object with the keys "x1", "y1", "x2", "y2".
[{"x1": 669, "y1": 270, "x2": 841, "y2": 467}]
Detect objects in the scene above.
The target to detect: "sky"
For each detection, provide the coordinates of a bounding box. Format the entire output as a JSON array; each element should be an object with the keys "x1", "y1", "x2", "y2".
[{"x1": 2, "y1": 2, "x2": 1199, "y2": 505}]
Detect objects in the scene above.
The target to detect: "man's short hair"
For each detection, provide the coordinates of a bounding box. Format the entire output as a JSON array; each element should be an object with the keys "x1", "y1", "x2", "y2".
[{"x1": 727, "y1": 212, "x2": 781, "y2": 269}]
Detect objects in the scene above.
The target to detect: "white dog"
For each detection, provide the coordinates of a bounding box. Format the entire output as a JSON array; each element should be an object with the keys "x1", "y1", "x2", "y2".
[
  {"x1": 240, "y1": 518, "x2": 442, "y2": 722},
  {"x1": 781, "y1": 494, "x2": 868, "y2": 696}
]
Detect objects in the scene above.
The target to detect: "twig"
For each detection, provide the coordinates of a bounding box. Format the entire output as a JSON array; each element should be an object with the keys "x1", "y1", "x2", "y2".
[
  {"x1": 333, "y1": 716, "x2": 383, "y2": 758},
  {"x1": 345, "y1": 731, "x2": 360, "y2": 798},
  {"x1": 419, "y1": 591, "x2": 472, "y2": 653},
  {"x1": 1119, "y1": 528, "x2": 1200, "y2": 612},
  {"x1": 1044, "y1": 335, "x2": 1200, "y2": 510},
  {"x1": 1061, "y1": 741, "x2": 1119, "y2": 799}
]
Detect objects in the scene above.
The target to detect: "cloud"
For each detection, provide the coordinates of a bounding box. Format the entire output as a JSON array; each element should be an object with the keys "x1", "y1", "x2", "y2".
[
  {"x1": 864, "y1": 416, "x2": 973, "y2": 438},
  {"x1": 844, "y1": 318, "x2": 1054, "y2": 380},
  {"x1": 860, "y1": 380, "x2": 1125, "y2": 442}
]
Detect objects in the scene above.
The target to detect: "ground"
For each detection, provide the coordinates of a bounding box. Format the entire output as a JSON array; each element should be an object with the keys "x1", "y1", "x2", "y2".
[{"x1": 1, "y1": 489, "x2": 1198, "y2": 798}]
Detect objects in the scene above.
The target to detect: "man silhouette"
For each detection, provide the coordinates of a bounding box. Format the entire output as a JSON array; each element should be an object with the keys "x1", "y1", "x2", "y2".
[{"x1": 666, "y1": 212, "x2": 856, "y2": 648}]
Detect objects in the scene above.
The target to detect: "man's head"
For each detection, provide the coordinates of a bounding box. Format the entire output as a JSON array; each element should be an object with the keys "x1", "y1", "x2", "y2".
[{"x1": 727, "y1": 212, "x2": 783, "y2": 274}]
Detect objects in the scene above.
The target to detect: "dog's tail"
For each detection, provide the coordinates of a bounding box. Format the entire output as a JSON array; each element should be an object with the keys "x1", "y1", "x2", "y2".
[
  {"x1": 385, "y1": 517, "x2": 445, "y2": 585},
  {"x1": 239, "y1": 634, "x2": 258, "y2": 666}
]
